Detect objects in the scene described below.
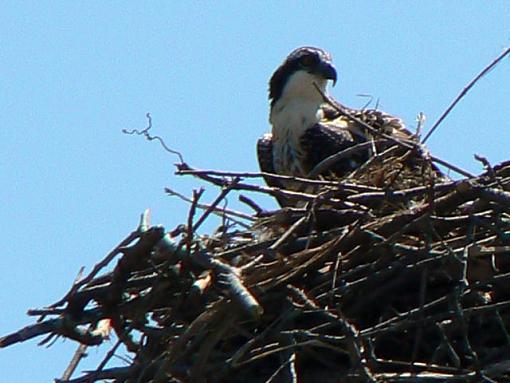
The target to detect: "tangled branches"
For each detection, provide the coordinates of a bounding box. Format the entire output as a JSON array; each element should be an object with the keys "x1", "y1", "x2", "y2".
[{"x1": 4, "y1": 153, "x2": 510, "y2": 382}]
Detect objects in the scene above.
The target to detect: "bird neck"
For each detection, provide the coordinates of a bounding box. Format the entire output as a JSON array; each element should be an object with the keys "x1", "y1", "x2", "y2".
[
  {"x1": 269, "y1": 71, "x2": 328, "y2": 141},
  {"x1": 270, "y1": 98, "x2": 323, "y2": 141}
]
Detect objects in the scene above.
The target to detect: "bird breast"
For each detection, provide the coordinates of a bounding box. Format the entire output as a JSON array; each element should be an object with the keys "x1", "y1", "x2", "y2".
[{"x1": 270, "y1": 99, "x2": 324, "y2": 177}]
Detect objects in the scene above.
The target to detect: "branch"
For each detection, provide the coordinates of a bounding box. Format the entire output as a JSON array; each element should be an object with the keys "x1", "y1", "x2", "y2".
[
  {"x1": 422, "y1": 47, "x2": 510, "y2": 143},
  {"x1": 123, "y1": 113, "x2": 185, "y2": 163}
]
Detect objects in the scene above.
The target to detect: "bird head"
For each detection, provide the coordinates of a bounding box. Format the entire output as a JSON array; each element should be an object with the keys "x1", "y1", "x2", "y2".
[{"x1": 269, "y1": 46, "x2": 337, "y2": 108}]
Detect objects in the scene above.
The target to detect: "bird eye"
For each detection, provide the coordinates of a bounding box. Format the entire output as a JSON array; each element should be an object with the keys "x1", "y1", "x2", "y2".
[{"x1": 300, "y1": 55, "x2": 317, "y2": 67}]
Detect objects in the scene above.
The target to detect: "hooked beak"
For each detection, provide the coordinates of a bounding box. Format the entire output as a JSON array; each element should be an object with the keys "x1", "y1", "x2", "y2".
[{"x1": 316, "y1": 60, "x2": 337, "y2": 86}]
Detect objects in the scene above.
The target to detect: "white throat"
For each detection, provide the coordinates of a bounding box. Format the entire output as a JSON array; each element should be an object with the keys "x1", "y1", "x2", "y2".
[{"x1": 270, "y1": 70, "x2": 328, "y2": 139}]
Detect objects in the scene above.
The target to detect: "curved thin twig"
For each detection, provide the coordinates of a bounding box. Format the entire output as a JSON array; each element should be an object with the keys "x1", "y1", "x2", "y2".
[{"x1": 423, "y1": 47, "x2": 510, "y2": 143}]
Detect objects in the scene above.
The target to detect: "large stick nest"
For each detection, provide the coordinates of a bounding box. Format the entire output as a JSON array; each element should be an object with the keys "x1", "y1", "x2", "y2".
[
  {"x1": 3, "y1": 143, "x2": 510, "y2": 382},
  {"x1": 3, "y1": 47, "x2": 510, "y2": 382}
]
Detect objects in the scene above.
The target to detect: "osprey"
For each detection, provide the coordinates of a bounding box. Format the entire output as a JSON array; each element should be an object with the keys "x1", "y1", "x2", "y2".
[{"x1": 257, "y1": 46, "x2": 412, "y2": 192}]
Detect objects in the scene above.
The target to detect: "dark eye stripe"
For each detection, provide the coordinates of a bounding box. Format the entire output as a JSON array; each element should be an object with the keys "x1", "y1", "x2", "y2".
[{"x1": 301, "y1": 55, "x2": 316, "y2": 67}]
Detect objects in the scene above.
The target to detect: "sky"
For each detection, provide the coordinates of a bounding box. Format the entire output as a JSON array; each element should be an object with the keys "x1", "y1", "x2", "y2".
[{"x1": 1, "y1": 2, "x2": 510, "y2": 381}]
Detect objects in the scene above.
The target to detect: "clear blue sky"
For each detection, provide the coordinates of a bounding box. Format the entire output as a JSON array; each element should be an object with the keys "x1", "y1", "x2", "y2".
[{"x1": 1, "y1": 2, "x2": 509, "y2": 381}]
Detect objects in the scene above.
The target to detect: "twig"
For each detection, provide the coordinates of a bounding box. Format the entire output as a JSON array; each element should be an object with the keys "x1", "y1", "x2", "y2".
[
  {"x1": 193, "y1": 177, "x2": 241, "y2": 232},
  {"x1": 414, "y1": 112, "x2": 426, "y2": 140},
  {"x1": 164, "y1": 186, "x2": 254, "y2": 223},
  {"x1": 61, "y1": 343, "x2": 88, "y2": 381},
  {"x1": 308, "y1": 141, "x2": 385, "y2": 178},
  {"x1": 429, "y1": 155, "x2": 475, "y2": 178},
  {"x1": 422, "y1": 47, "x2": 510, "y2": 143},
  {"x1": 177, "y1": 163, "x2": 354, "y2": 188},
  {"x1": 87, "y1": 338, "x2": 123, "y2": 382},
  {"x1": 177, "y1": 168, "x2": 334, "y2": 205},
  {"x1": 268, "y1": 216, "x2": 308, "y2": 252},
  {"x1": 313, "y1": 83, "x2": 417, "y2": 151},
  {"x1": 475, "y1": 154, "x2": 497, "y2": 181},
  {"x1": 238, "y1": 194, "x2": 264, "y2": 215},
  {"x1": 186, "y1": 188, "x2": 204, "y2": 255},
  {"x1": 123, "y1": 113, "x2": 185, "y2": 163},
  {"x1": 50, "y1": 229, "x2": 141, "y2": 308},
  {"x1": 177, "y1": 164, "x2": 385, "y2": 193}
]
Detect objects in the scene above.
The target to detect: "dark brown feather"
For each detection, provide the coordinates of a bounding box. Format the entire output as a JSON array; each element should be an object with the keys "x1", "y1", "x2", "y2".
[
  {"x1": 299, "y1": 122, "x2": 368, "y2": 176},
  {"x1": 257, "y1": 134, "x2": 290, "y2": 206}
]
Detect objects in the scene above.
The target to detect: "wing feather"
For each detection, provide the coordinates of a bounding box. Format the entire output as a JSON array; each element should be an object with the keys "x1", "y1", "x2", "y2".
[
  {"x1": 321, "y1": 101, "x2": 411, "y2": 139},
  {"x1": 299, "y1": 122, "x2": 368, "y2": 177},
  {"x1": 257, "y1": 133, "x2": 291, "y2": 207},
  {"x1": 257, "y1": 133, "x2": 275, "y2": 175}
]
